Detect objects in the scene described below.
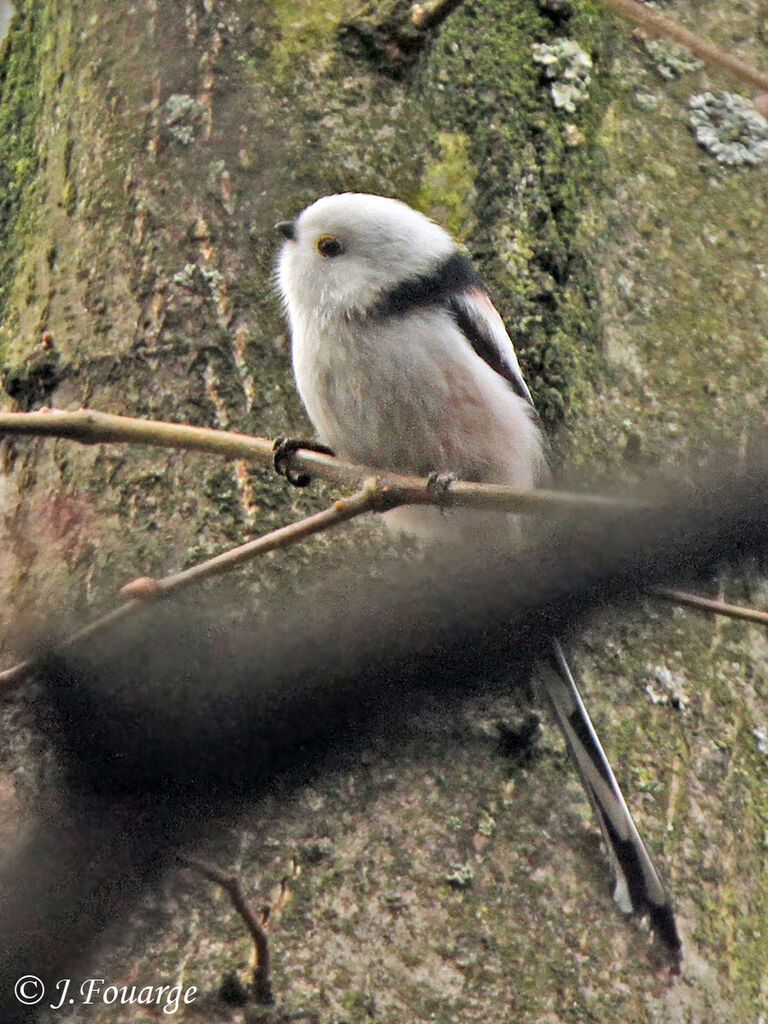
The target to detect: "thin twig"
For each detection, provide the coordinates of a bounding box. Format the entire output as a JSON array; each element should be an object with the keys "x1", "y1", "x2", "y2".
[
  {"x1": 123, "y1": 481, "x2": 385, "y2": 597},
  {"x1": 653, "y1": 587, "x2": 768, "y2": 628},
  {"x1": 408, "y1": 0, "x2": 768, "y2": 94},
  {"x1": 180, "y1": 855, "x2": 274, "y2": 1004},
  {"x1": 0, "y1": 485, "x2": 382, "y2": 692},
  {"x1": 0, "y1": 603, "x2": 142, "y2": 692},
  {"x1": 0, "y1": 408, "x2": 275, "y2": 459},
  {"x1": 598, "y1": 0, "x2": 768, "y2": 93},
  {"x1": 0, "y1": 409, "x2": 641, "y2": 515}
]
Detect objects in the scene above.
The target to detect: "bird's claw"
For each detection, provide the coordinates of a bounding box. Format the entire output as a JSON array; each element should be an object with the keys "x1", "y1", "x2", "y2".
[
  {"x1": 426, "y1": 471, "x2": 456, "y2": 507},
  {"x1": 272, "y1": 436, "x2": 335, "y2": 488}
]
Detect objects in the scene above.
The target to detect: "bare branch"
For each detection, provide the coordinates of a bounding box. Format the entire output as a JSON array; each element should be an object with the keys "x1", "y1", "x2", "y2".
[
  {"x1": 180, "y1": 855, "x2": 273, "y2": 1005},
  {"x1": 0, "y1": 409, "x2": 640, "y2": 515},
  {"x1": 0, "y1": 408, "x2": 275, "y2": 459},
  {"x1": 653, "y1": 587, "x2": 768, "y2": 628},
  {"x1": 0, "y1": 603, "x2": 142, "y2": 692},
  {"x1": 0, "y1": 486, "x2": 382, "y2": 693},
  {"x1": 123, "y1": 482, "x2": 384, "y2": 598},
  {"x1": 598, "y1": 0, "x2": 768, "y2": 93}
]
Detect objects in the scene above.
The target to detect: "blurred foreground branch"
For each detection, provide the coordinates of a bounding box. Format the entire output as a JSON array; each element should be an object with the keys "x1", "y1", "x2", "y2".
[
  {"x1": 3, "y1": 410, "x2": 768, "y2": 693},
  {"x1": 2, "y1": 455, "x2": 768, "y2": 1011}
]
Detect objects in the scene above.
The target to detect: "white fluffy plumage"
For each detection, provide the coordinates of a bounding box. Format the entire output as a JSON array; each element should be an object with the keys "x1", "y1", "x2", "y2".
[
  {"x1": 277, "y1": 192, "x2": 546, "y2": 540},
  {"x1": 276, "y1": 192, "x2": 681, "y2": 959}
]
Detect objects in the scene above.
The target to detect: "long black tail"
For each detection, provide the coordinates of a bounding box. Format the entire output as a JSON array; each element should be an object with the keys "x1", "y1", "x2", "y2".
[{"x1": 541, "y1": 638, "x2": 681, "y2": 960}]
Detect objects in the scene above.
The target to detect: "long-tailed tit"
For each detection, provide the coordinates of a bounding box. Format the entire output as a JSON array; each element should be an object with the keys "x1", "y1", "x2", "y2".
[{"x1": 276, "y1": 192, "x2": 680, "y2": 959}]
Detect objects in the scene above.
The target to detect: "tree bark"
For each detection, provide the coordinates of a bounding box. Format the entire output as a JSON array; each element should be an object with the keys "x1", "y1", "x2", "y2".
[{"x1": 1, "y1": 0, "x2": 766, "y2": 1020}]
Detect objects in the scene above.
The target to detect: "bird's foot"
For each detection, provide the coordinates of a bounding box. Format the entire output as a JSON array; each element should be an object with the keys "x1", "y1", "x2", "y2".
[
  {"x1": 426, "y1": 471, "x2": 456, "y2": 509},
  {"x1": 272, "y1": 436, "x2": 335, "y2": 487}
]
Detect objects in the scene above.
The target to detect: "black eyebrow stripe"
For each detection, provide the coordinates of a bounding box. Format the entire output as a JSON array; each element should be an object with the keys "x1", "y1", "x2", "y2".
[{"x1": 368, "y1": 251, "x2": 481, "y2": 318}]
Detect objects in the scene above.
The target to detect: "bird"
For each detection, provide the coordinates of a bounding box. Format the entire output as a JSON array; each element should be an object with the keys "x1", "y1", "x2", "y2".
[{"x1": 275, "y1": 191, "x2": 681, "y2": 959}]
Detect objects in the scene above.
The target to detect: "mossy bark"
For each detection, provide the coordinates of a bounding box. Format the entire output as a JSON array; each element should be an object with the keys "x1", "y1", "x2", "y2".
[{"x1": 0, "y1": 0, "x2": 766, "y2": 1021}]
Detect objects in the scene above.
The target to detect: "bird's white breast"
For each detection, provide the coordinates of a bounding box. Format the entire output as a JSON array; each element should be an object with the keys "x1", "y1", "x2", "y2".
[{"x1": 290, "y1": 306, "x2": 546, "y2": 493}]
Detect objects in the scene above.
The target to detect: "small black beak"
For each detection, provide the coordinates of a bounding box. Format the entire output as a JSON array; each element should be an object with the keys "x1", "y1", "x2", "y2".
[{"x1": 275, "y1": 220, "x2": 296, "y2": 241}]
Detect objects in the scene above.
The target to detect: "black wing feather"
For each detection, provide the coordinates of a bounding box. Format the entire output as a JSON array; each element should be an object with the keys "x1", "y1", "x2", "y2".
[
  {"x1": 447, "y1": 291, "x2": 534, "y2": 406},
  {"x1": 370, "y1": 251, "x2": 535, "y2": 406}
]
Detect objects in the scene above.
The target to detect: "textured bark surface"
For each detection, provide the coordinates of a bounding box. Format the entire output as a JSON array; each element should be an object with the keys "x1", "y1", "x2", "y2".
[{"x1": 0, "y1": 0, "x2": 766, "y2": 1021}]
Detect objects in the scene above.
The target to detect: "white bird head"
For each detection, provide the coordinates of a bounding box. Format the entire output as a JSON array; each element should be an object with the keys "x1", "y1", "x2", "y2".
[{"x1": 275, "y1": 193, "x2": 457, "y2": 326}]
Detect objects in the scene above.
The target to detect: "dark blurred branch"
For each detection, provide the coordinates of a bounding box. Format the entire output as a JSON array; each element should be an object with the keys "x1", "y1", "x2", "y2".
[{"x1": 2, "y1": 455, "x2": 768, "y2": 1011}]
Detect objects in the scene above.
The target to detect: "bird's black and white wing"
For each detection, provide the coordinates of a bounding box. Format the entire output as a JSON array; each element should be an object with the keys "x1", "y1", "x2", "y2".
[
  {"x1": 448, "y1": 286, "x2": 535, "y2": 407},
  {"x1": 373, "y1": 250, "x2": 534, "y2": 408}
]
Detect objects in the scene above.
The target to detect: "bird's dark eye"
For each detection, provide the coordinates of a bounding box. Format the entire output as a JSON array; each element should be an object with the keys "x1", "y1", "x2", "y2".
[{"x1": 316, "y1": 235, "x2": 344, "y2": 258}]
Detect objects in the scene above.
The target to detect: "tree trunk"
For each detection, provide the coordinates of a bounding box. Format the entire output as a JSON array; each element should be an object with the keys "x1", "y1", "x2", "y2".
[{"x1": 1, "y1": 0, "x2": 766, "y2": 1020}]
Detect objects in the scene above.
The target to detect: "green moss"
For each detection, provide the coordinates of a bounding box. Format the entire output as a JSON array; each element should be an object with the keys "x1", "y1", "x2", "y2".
[
  {"x1": 411, "y1": 0, "x2": 608, "y2": 433},
  {"x1": 268, "y1": 0, "x2": 351, "y2": 76},
  {"x1": 414, "y1": 130, "x2": 477, "y2": 241},
  {"x1": 0, "y1": 0, "x2": 45, "y2": 345}
]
